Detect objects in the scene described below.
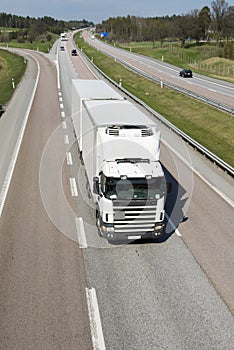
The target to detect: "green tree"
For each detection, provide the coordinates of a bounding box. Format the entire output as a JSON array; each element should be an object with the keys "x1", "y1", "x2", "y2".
[{"x1": 198, "y1": 6, "x2": 211, "y2": 40}]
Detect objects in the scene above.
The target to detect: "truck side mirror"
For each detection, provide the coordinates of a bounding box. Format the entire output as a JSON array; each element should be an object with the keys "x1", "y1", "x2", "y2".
[
  {"x1": 93, "y1": 177, "x2": 99, "y2": 194},
  {"x1": 167, "y1": 182, "x2": 172, "y2": 194}
]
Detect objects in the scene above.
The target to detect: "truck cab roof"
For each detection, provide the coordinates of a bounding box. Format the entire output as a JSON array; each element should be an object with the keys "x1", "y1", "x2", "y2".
[{"x1": 102, "y1": 160, "x2": 164, "y2": 178}]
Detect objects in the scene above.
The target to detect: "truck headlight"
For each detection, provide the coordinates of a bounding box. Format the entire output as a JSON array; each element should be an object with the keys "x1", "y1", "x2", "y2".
[
  {"x1": 101, "y1": 225, "x2": 114, "y2": 233},
  {"x1": 154, "y1": 223, "x2": 165, "y2": 231}
]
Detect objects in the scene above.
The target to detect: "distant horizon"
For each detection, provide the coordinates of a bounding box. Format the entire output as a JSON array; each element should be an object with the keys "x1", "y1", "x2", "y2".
[{"x1": 1, "y1": 0, "x2": 229, "y2": 24}]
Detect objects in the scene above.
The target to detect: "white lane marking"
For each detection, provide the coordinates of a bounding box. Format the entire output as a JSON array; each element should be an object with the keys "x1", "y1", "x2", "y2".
[
  {"x1": 195, "y1": 76, "x2": 234, "y2": 90},
  {"x1": 0, "y1": 53, "x2": 40, "y2": 217},
  {"x1": 86, "y1": 287, "x2": 106, "y2": 350},
  {"x1": 165, "y1": 212, "x2": 182, "y2": 237},
  {"x1": 69, "y1": 177, "x2": 78, "y2": 196},
  {"x1": 75, "y1": 217, "x2": 88, "y2": 248},
  {"x1": 61, "y1": 111, "x2": 65, "y2": 118},
  {"x1": 62, "y1": 121, "x2": 67, "y2": 129},
  {"x1": 58, "y1": 91, "x2": 62, "y2": 96},
  {"x1": 208, "y1": 88, "x2": 217, "y2": 93},
  {"x1": 64, "y1": 134, "x2": 69, "y2": 144},
  {"x1": 59, "y1": 97, "x2": 63, "y2": 102},
  {"x1": 60, "y1": 103, "x2": 64, "y2": 109},
  {"x1": 66, "y1": 152, "x2": 73, "y2": 165}
]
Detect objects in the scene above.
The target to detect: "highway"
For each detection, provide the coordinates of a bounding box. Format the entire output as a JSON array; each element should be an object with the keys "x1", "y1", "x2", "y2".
[
  {"x1": 82, "y1": 30, "x2": 234, "y2": 109},
  {"x1": 0, "y1": 34, "x2": 233, "y2": 349}
]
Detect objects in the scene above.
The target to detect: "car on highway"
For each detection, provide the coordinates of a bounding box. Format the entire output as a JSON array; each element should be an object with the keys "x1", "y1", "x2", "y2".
[
  {"x1": 71, "y1": 49, "x2": 78, "y2": 56},
  {"x1": 179, "y1": 69, "x2": 193, "y2": 78},
  {"x1": 60, "y1": 46, "x2": 65, "y2": 51}
]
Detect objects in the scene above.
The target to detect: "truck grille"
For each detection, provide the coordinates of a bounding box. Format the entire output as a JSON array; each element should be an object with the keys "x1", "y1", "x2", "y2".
[
  {"x1": 113, "y1": 203, "x2": 157, "y2": 234},
  {"x1": 141, "y1": 129, "x2": 153, "y2": 137},
  {"x1": 107, "y1": 128, "x2": 119, "y2": 136}
]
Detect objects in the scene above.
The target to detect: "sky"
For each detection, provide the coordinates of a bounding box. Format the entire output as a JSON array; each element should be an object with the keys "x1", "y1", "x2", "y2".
[{"x1": 1, "y1": 0, "x2": 234, "y2": 24}]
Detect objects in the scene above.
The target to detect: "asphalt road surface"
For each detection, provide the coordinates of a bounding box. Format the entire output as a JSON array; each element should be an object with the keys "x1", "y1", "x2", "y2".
[
  {"x1": 0, "y1": 36, "x2": 233, "y2": 350},
  {"x1": 0, "y1": 50, "x2": 92, "y2": 349}
]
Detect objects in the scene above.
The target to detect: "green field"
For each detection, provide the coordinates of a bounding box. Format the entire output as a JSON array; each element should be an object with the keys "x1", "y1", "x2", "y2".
[
  {"x1": 0, "y1": 49, "x2": 26, "y2": 106},
  {"x1": 76, "y1": 36, "x2": 234, "y2": 167},
  {"x1": 0, "y1": 40, "x2": 54, "y2": 53},
  {"x1": 0, "y1": 32, "x2": 58, "y2": 53}
]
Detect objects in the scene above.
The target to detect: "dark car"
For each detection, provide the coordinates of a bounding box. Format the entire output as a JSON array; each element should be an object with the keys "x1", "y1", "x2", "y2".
[
  {"x1": 179, "y1": 69, "x2": 193, "y2": 78},
  {"x1": 60, "y1": 46, "x2": 65, "y2": 51},
  {"x1": 71, "y1": 49, "x2": 78, "y2": 56}
]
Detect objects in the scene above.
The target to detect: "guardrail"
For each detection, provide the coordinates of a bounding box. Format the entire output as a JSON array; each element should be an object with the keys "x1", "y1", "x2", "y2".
[
  {"x1": 77, "y1": 43, "x2": 234, "y2": 178},
  {"x1": 114, "y1": 57, "x2": 234, "y2": 115},
  {"x1": 84, "y1": 39, "x2": 234, "y2": 115}
]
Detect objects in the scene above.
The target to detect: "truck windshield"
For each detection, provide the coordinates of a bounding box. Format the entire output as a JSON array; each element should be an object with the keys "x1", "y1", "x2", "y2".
[{"x1": 104, "y1": 177, "x2": 166, "y2": 200}]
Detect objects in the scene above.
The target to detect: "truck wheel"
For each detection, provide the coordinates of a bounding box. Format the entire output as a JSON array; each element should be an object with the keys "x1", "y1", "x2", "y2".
[
  {"x1": 86, "y1": 181, "x2": 91, "y2": 199},
  {"x1": 79, "y1": 151, "x2": 84, "y2": 165},
  {"x1": 96, "y1": 210, "x2": 103, "y2": 237}
]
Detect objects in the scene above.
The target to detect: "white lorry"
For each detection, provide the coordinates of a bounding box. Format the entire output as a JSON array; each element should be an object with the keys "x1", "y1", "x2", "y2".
[
  {"x1": 60, "y1": 32, "x2": 68, "y2": 41},
  {"x1": 72, "y1": 79, "x2": 168, "y2": 241}
]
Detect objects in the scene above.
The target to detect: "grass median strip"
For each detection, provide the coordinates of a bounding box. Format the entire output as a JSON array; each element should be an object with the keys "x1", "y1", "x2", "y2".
[
  {"x1": 76, "y1": 36, "x2": 234, "y2": 168},
  {"x1": 0, "y1": 48, "x2": 26, "y2": 106}
]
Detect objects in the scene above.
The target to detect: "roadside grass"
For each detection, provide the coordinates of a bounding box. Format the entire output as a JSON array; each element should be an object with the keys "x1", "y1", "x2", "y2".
[
  {"x1": 76, "y1": 36, "x2": 234, "y2": 167},
  {"x1": 0, "y1": 33, "x2": 58, "y2": 53},
  {"x1": 0, "y1": 40, "x2": 53, "y2": 53},
  {"x1": 0, "y1": 48, "x2": 26, "y2": 106},
  {"x1": 116, "y1": 41, "x2": 234, "y2": 83}
]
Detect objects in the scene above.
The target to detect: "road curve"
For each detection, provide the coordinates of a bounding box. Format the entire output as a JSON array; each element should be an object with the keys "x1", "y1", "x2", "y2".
[
  {"x1": 0, "y1": 50, "x2": 92, "y2": 349},
  {"x1": 0, "y1": 37, "x2": 233, "y2": 350}
]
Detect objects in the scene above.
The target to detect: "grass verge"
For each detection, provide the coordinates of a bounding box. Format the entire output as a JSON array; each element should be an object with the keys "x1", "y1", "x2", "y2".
[
  {"x1": 76, "y1": 36, "x2": 234, "y2": 167},
  {"x1": 0, "y1": 49, "x2": 27, "y2": 106}
]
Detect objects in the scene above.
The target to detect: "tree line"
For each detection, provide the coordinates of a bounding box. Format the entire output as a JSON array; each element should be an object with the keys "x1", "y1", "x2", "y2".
[
  {"x1": 0, "y1": 13, "x2": 94, "y2": 43},
  {"x1": 96, "y1": 0, "x2": 234, "y2": 47}
]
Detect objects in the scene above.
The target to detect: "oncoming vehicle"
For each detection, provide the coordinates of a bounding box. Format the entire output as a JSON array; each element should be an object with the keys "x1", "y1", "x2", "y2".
[
  {"x1": 71, "y1": 49, "x2": 78, "y2": 56},
  {"x1": 179, "y1": 69, "x2": 193, "y2": 78}
]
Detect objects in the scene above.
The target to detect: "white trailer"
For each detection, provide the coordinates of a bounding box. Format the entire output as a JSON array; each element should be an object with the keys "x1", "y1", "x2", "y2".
[
  {"x1": 72, "y1": 80, "x2": 168, "y2": 241},
  {"x1": 71, "y1": 79, "x2": 124, "y2": 152}
]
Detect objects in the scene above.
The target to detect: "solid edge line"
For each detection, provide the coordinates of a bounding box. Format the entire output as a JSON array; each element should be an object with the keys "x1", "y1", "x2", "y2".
[
  {"x1": 0, "y1": 52, "x2": 40, "y2": 217},
  {"x1": 85, "y1": 287, "x2": 106, "y2": 350},
  {"x1": 75, "y1": 217, "x2": 87, "y2": 248}
]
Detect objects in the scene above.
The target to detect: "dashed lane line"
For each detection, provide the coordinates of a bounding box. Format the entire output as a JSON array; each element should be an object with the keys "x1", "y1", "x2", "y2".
[
  {"x1": 86, "y1": 287, "x2": 106, "y2": 350},
  {"x1": 75, "y1": 217, "x2": 88, "y2": 248},
  {"x1": 66, "y1": 152, "x2": 73, "y2": 166},
  {"x1": 69, "y1": 177, "x2": 78, "y2": 197}
]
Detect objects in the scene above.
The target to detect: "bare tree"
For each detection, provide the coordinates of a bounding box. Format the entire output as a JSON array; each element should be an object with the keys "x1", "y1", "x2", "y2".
[{"x1": 211, "y1": 0, "x2": 229, "y2": 44}]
